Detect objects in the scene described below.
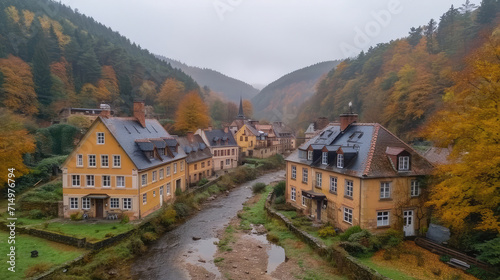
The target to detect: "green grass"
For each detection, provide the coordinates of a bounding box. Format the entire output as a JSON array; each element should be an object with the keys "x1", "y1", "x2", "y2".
[
  {"x1": 30, "y1": 221, "x2": 135, "y2": 241},
  {"x1": 0, "y1": 231, "x2": 86, "y2": 279},
  {"x1": 357, "y1": 257, "x2": 416, "y2": 280},
  {"x1": 217, "y1": 225, "x2": 235, "y2": 252}
]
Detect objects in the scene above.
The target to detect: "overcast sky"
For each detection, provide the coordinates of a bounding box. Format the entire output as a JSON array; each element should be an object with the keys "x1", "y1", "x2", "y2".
[{"x1": 58, "y1": 0, "x2": 478, "y2": 87}]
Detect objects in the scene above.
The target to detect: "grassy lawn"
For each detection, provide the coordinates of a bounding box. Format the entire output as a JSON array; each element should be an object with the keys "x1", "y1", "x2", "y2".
[
  {"x1": 357, "y1": 257, "x2": 417, "y2": 280},
  {"x1": 0, "y1": 231, "x2": 86, "y2": 279},
  {"x1": 30, "y1": 221, "x2": 135, "y2": 241}
]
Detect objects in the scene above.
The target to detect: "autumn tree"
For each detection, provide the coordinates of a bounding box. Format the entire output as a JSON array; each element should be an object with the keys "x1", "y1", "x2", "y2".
[
  {"x1": 174, "y1": 91, "x2": 210, "y2": 133},
  {"x1": 242, "y1": 99, "x2": 253, "y2": 118},
  {"x1": 424, "y1": 27, "x2": 500, "y2": 234},
  {"x1": 0, "y1": 109, "x2": 35, "y2": 189},
  {"x1": 157, "y1": 78, "x2": 185, "y2": 118},
  {"x1": 96, "y1": 65, "x2": 120, "y2": 105},
  {"x1": 0, "y1": 55, "x2": 38, "y2": 116}
]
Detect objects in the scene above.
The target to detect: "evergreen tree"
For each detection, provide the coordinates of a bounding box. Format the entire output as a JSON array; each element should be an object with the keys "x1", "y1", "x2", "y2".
[
  {"x1": 408, "y1": 26, "x2": 423, "y2": 47},
  {"x1": 476, "y1": 0, "x2": 499, "y2": 24},
  {"x1": 425, "y1": 19, "x2": 438, "y2": 54},
  {"x1": 32, "y1": 36, "x2": 53, "y2": 106}
]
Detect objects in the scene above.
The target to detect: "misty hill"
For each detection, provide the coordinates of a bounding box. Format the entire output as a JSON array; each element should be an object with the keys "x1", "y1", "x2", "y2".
[
  {"x1": 296, "y1": 2, "x2": 500, "y2": 140},
  {"x1": 252, "y1": 60, "x2": 341, "y2": 122},
  {"x1": 158, "y1": 55, "x2": 258, "y2": 103},
  {"x1": 0, "y1": 0, "x2": 197, "y2": 119}
]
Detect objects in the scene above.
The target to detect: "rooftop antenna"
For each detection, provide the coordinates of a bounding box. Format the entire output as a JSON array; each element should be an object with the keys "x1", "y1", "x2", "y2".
[{"x1": 348, "y1": 101, "x2": 353, "y2": 114}]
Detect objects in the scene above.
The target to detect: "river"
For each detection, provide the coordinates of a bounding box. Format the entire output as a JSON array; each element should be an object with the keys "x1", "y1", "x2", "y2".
[{"x1": 131, "y1": 170, "x2": 286, "y2": 280}]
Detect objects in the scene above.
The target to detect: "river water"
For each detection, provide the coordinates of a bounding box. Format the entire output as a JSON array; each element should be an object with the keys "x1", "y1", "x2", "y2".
[{"x1": 131, "y1": 170, "x2": 286, "y2": 280}]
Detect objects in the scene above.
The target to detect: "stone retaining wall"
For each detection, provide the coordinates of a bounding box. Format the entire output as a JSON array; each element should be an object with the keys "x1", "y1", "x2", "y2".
[{"x1": 264, "y1": 191, "x2": 389, "y2": 280}]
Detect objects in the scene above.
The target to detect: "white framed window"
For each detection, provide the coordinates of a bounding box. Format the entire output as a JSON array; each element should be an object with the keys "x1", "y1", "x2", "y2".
[
  {"x1": 101, "y1": 155, "x2": 109, "y2": 167},
  {"x1": 143, "y1": 193, "x2": 147, "y2": 205},
  {"x1": 343, "y1": 207, "x2": 353, "y2": 224},
  {"x1": 166, "y1": 183, "x2": 171, "y2": 195},
  {"x1": 159, "y1": 168, "x2": 164, "y2": 180},
  {"x1": 380, "y1": 182, "x2": 391, "y2": 199},
  {"x1": 160, "y1": 186, "x2": 164, "y2": 196},
  {"x1": 72, "y1": 175, "x2": 80, "y2": 187},
  {"x1": 86, "y1": 175, "x2": 94, "y2": 187},
  {"x1": 345, "y1": 180, "x2": 353, "y2": 198},
  {"x1": 97, "y1": 132, "x2": 105, "y2": 144},
  {"x1": 110, "y1": 198, "x2": 119, "y2": 209},
  {"x1": 291, "y1": 187, "x2": 296, "y2": 201},
  {"x1": 302, "y1": 196, "x2": 307, "y2": 207},
  {"x1": 307, "y1": 150, "x2": 313, "y2": 160},
  {"x1": 226, "y1": 159, "x2": 230, "y2": 165},
  {"x1": 116, "y1": 176, "x2": 125, "y2": 188},
  {"x1": 181, "y1": 161, "x2": 184, "y2": 171},
  {"x1": 377, "y1": 211, "x2": 390, "y2": 227},
  {"x1": 70, "y1": 197, "x2": 78, "y2": 209},
  {"x1": 76, "y1": 154, "x2": 83, "y2": 167},
  {"x1": 330, "y1": 176, "x2": 337, "y2": 193},
  {"x1": 174, "y1": 163, "x2": 177, "y2": 174},
  {"x1": 113, "y1": 155, "x2": 121, "y2": 167},
  {"x1": 322, "y1": 152, "x2": 328, "y2": 165},
  {"x1": 411, "y1": 180, "x2": 420, "y2": 197},
  {"x1": 153, "y1": 190, "x2": 156, "y2": 197},
  {"x1": 337, "y1": 154, "x2": 344, "y2": 168},
  {"x1": 123, "y1": 198, "x2": 132, "y2": 210},
  {"x1": 302, "y1": 168, "x2": 308, "y2": 183},
  {"x1": 316, "y1": 172, "x2": 322, "y2": 188},
  {"x1": 102, "y1": 175, "x2": 111, "y2": 188},
  {"x1": 166, "y1": 166, "x2": 171, "y2": 176},
  {"x1": 152, "y1": 171, "x2": 157, "y2": 182},
  {"x1": 398, "y1": 156, "x2": 410, "y2": 171},
  {"x1": 82, "y1": 197, "x2": 90, "y2": 209},
  {"x1": 88, "y1": 155, "x2": 96, "y2": 167},
  {"x1": 291, "y1": 165, "x2": 296, "y2": 179},
  {"x1": 141, "y1": 174, "x2": 147, "y2": 186}
]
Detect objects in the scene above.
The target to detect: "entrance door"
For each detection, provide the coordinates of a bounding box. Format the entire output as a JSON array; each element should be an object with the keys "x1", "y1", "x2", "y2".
[
  {"x1": 403, "y1": 210, "x2": 414, "y2": 236},
  {"x1": 96, "y1": 199, "x2": 104, "y2": 218},
  {"x1": 176, "y1": 179, "x2": 181, "y2": 193},
  {"x1": 160, "y1": 186, "x2": 164, "y2": 206}
]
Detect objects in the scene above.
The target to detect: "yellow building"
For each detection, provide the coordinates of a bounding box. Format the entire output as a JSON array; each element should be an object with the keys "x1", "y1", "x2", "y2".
[
  {"x1": 61, "y1": 101, "x2": 187, "y2": 220},
  {"x1": 175, "y1": 132, "x2": 214, "y2": 186},
  {"x1": 286, "y1": 114, "x2": 433, "y2": 236},
  {"x1": 196, "y1": 128, "x2": 239, "y2": 172}
]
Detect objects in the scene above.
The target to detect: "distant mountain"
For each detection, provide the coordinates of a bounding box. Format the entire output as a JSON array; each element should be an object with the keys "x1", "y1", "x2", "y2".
[
  {"x1": 252, "y1": 61, "x2": 341, "y2": 123},
  {"x1": 157, "y1": 55, "x2": 258, "y2": 103}
]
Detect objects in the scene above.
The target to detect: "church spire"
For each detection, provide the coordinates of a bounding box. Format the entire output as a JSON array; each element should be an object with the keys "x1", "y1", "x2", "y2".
[{"x1": 237, "y1": 96, "x2": 245, "y2": 119}]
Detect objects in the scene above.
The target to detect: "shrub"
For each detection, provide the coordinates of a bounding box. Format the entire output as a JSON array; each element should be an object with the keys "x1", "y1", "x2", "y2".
[
  {"x1": 233, "y1": 166, "x2": 257, "y2": 184},
  {"x1": 120, "y1": 215, "x2": 130, "y2": 224},
  {"x1": 141, "y1": 232, "x2": 158, "y2": 244},
  {"x1": 70, "y1": 212, "x2": 83, "y2": 221},
  {"x1": 174, "y1": 202, "x2": 191, "y2": 218},
  {"x1": 466, "y1": 265, "x2": 498, "y2": 279},
  {"x1": 377, "y1": 229, "x2": 404, "y2": 249},
  {"x1": 207, "y1": 184, "x2": 220, "y2": 195},
  {"x1": 25, "y1": 262, "x2": 52, "y2": 278},
  {"x1": 161, "y1": 208, "x2": 177, "y2": 226},
  {"x1": 217, "y1": 176, "x2": 234, "y2": 190},
  {"x1": 318, "y1": 226, "x2": 337, "y2": 238},
  {"x1": 129, "y1": 236, "x2": 147, "y2": 254},
  {"x1": 440, "y1": 255, "x2": 451, "y2": 262},
  {"x1": 339, "y1": 225, "x2": 362, "y2": 241},
  {"x1": 474, "y1": 236, "x2": 500, "y2": 266},
  {"x1": 197, "y1": 178, "x2": 209, "y2": 186},
  {"x1": 274, "y1": 196, "x2": 285, "y2": 204},
  {"x1": 28, "y1": 209, "x2": 45, "y2": 219},
  {"x1": 175, "y1": 186, "x2": 182, "y2": 196},
  {"x1": 274, "y1": 181, "x2": 286, "y2": 197},
  {"x1": 252, "y1": 182, "x2": 267, "y2": 194},
  {"x1": 267, "y1": 232, "x2": 280, "y2": 243},
  {"x1": 339, "y1": 241, "x2": 368, "y2": 256},
  {"x1": 194, "y1": 191, "x2": 210, "y2": 204}
]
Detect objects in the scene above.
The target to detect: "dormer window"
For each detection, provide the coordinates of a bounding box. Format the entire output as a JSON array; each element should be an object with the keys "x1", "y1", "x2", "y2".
[
  {"x1": 307, "y1": 150, "x2": 313, "y2": 161},
  {"x1": 337, "y1": 154, "x2": 344, "y2": 168},
  {"x1": 322, "y1": 152, "x2": 328, "y2": 165},
  {"x1": 398, "y1": 156, "x2": 410, "y2": 171}
]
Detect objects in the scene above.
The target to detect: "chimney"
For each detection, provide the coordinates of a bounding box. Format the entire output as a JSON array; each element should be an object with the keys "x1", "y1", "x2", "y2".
[
  {"x1": 340, "y1": 113, "x2": 358, "y2": 131},
  {"x1": 99, "y1": 103, "x2": 111, "y2": 118},
  {"x1": 133, "y1": 101, "x2": 146, "y2": 128},
  {"x1": 224, "y1": 126, "x2": 229, "y2": 133},
  {"x1": 186, "y1": 131, "x2": 194, "y2": 143}
]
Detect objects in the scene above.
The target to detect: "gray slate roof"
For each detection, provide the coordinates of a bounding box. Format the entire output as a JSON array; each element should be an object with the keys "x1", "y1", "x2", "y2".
[
  {"x1": 100, "y1": 117, "x2": 186, "y2": 170},
  {"x1": 175, "y1": 135, "x2": 213, "y2": 164},
  {"x1": 203, "y1": 129, "x2": 238, "y2": 147}
]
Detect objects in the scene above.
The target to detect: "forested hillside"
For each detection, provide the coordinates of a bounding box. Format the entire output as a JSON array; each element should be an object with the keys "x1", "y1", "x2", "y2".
[
  {"x1": 296, "y1": 1, "x2": 498, "y2": 140},
  {"x1": 252, "y1": 60, "x2": 340, "y2": 122},
  {"x1": 0, "y1": 0, "x2": 197, "y2": 120},
  {"x1": 158, "y1": 55, "x2": 259, "y2": 103}
]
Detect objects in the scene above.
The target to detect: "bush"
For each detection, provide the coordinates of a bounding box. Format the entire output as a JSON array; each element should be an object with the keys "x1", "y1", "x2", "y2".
[
  {"x1": 267, "y1": 232, "x2": 280, "y2": 243},
  {"x1": 175, "y1": 186, "x2": 182, "y2": 196},
  {"x1": 207, "y1": 184, "x2": 220, "y2": 195},
  {"x1": 440, "y1": 255, "x2": 451, "y2": 262},
  {"x1": 377, "y1": 229, "x2": 404, "y2": 249},
  {"x1": 217, "y1": 176, "x2": 234, "y2": 190},
  {"x1": 233, "y1": 166, "x2": 257, "y2": 184},
  {"x1": 474, "y1": 236, "x2": 500, "y2": 266},
  {"x1": 339, "y1": 241, "x2": 368, "y2": 256},
  {"x1": 466, "y1": 265, "x2": 499, "y2": 280},
  {"x1": 197, "y1": 178, "x2": 209, "y2": 186},
  {"x1": 141, "y1": 232, "x2": 158, "y2": 244},
  {"x1": 121, "y1": 215, "x2": 130, "y2": 224},
  {"x1": 274, "y1": 195, "x2": 285, "y2": 204},
  {"x1": 161, "y1": 208, "x2": 177, "y2": 226},
  {"x1": 28, "y1": 209, "x2": 45, "y2": 219},
  {"x1": 252, "y1": 182, "x2": 267, "y2": 194},
  {"x1": 70, "y1": 212, "x2": 83, "y2": 221},
  {"x1": 174, "y1": 202, "x2": 191, "y2": 218},
  {"x1": 274, "y1": 181, "x2": 286, "y2": 197},
  {"x1": 318, "y1": 226, "x2": 337, "y2": 238},
  {"x1": 339, "y1": 226, "x2": 362, "y2": 241},
  {"x1": 129, "y1": 236, "x2": 147, "y2": 254}
]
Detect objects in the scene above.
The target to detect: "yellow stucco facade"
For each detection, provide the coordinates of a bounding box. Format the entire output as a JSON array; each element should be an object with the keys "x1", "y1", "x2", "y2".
[
  {"x1": 235, "y1": 125, "x2": 256, "y2": 156},
  {"x1": 187, "y1": 158, "x2": 213, "y2": 185}
]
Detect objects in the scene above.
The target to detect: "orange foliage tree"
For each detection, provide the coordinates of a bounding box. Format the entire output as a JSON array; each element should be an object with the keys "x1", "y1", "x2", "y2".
[
  {"x1": 96, "y1": 65, "x2": 120, "y2": 105},
  {"x1": 174, "y1": 91, "x2": 210, "y2": 133},
  {"x1": 242, "y1": 99, "x2": 253, "y2": 118},
  {"x1": 157, "y1": 78, "x2": 185, "y2": 118},
  {"x1": 0, "y1": 109, "x2": 35, "y2": 188},
  {"x1": 424, "y1": 27, "x2": 500, "y2": 234},
  {"x1": 0, "y1": 55, "x2": 38, "y2": 116}
]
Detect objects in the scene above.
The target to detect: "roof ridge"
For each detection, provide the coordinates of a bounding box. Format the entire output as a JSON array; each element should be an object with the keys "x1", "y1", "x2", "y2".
[{"x1": 363, "y1": 124, "x2": 380, "y2": 176}]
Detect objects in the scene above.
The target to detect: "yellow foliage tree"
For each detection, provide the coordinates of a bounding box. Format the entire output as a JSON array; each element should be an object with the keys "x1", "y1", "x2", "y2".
[
  {"x1": 174, "y1": 91, "x2": 210, "y2": 133},
  {"x1": 96, "y1": 65, "x2": 120, "y2": 103},
  {"x1": 242, "y1": 99, "x2": 253, "y2": 118},
  {"x1": 0, "y1": 109, "x2": 35, "y2": 189},
  {"x1": 424, "y1": 27, "x2": 500, "y2": 234},
  {"x1": 157, "y1": 78, "x2": 185, "y2": 118},
  {"x1": 5, "y1": 6, "x2": 20, "y2": 24},
  {"x1": 0, "y1": 55, "x2": 38, "y2": 116}
]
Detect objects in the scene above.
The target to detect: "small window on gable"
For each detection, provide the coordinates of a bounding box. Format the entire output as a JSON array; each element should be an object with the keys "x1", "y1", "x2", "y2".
[
  {"x1": 307, "y1": 150, "x2": 313, "y2": 161},
  {"x1": 398, "y1": 156, "x2": 410, "y2": 171},
  {"x1": 322, "y1": 152, "x2": 328, "y2": 165},
  {"x1": 97, "y1": 132, "x2": 105, "y2": 144},
  {"x1": 337, "y1": 154, "x2": 344, "y2": 168}
]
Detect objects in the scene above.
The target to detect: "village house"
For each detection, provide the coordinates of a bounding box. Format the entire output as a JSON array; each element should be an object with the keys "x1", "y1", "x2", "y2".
[
  {"x1": 196, "y1": 127, "x2": 239, "y2": 173},
  {"x1": 175, "y1": 132, "x2": 214, "y2": 186},
  {"x1": 285, "y1": 113, "x2": 434, "y2": 236},
  {"x1": 61, "y1": 101, "x2": 187, "y2": 220}
]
